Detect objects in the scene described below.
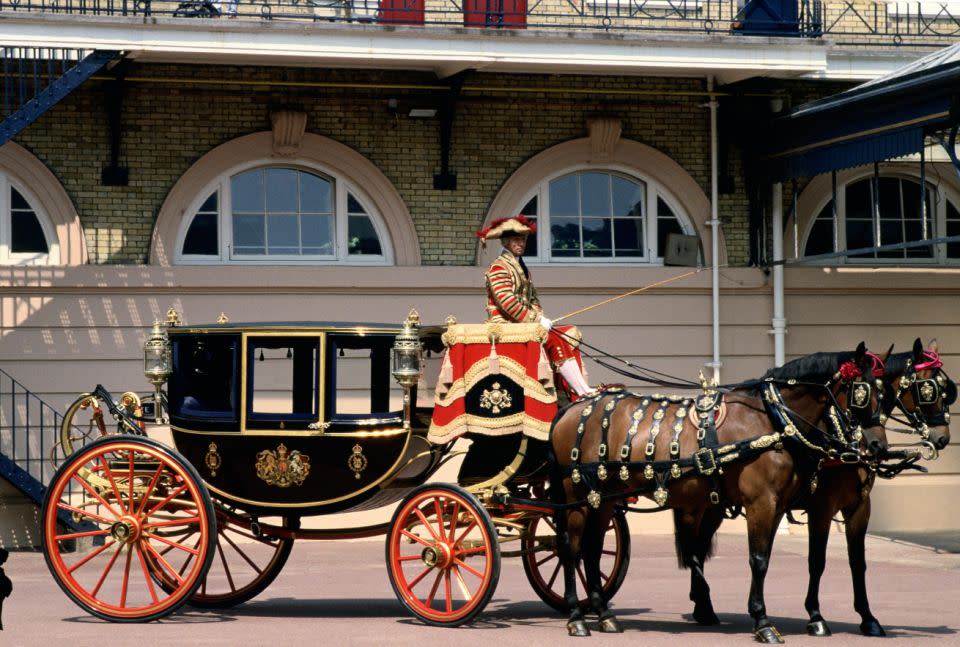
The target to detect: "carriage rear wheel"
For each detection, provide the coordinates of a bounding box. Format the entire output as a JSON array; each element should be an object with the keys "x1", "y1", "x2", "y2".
[
  {"x1": 521, "y1": 511, "x2": 630, "y2": 612},
  {"x1": 386, "y1": 483, "x2": 500, "y2": 627},
  {"x1": 150, "y1": 507, "x2": 295, "y2": 608},
  {"x1": 41, "y1": 435, "x2": 216, "y2": 622}
]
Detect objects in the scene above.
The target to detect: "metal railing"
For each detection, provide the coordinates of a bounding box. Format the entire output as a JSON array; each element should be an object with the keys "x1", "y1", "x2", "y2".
[
  {"x1": 0, "y1": 0, "x2": 957, "y2": 42},
  {"x1": 0, "y1": 367, "x2": 63, "y2": 492}
]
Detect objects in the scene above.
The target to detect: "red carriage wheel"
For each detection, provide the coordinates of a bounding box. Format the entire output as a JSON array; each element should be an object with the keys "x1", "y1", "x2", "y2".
[
  {"x1": 386, "y1": 483, "x2": 500, "y2": 627},
  {"x1": 521, "y1": 511, "x2": 630, "y2": 612},
  {"x1": 41, "y1": 436, "x2": 216, "y2": 622},
  {"x1": 151, "y1": 508, "x2": 295, "y2": 608}
]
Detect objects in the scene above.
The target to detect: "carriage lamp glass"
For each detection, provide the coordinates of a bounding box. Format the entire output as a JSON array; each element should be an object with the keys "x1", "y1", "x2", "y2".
[
  {"x1": 143, "y1": 320, "x2": 172, "y2": 386},
  {"x1": 391, "y1": 310, "x2": 422, "y2": 389}
]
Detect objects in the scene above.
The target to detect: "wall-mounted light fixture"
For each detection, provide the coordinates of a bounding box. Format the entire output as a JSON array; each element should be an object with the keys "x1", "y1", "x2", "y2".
[{"x1": 408, "y1": 108, "x2": 437, "y2": 119}]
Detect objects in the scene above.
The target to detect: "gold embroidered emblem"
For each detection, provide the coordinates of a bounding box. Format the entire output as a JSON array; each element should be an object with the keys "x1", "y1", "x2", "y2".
[
  {"x1": 643, "y1": 464, "x2": 654, "y2": 480},
  {"x1": 204, "y1": 442, "x2": 222, "y2": 477},
  {"x1": 920, "y1": 382, "x2": 936, "y2": 402},
  {"x1": 348, "y1": 444, "x2": 368, "y2": 480},
  {"x1": 255, "y1": 443, "x2": 311, "y2": 488},
  {"x1": 653, "y1": 487, "x2": 669, "y2": 506},
  {"x1": 480, "y1": 382, "x2": 513, "y2": 414},
  {"x1": 597, "y1": 463, "x2": 608, "y2": 481},
  {"x1": 571, "y1": 468, "x2": 582, "y2": 484},
  {"x1": 670, "y1": 463, "x2": 681, "y2": 479},
  {"x1": 619, "y1": 465, "x2": 630, "y2": 481},
  {"x1": 853, "y1": 384, "x2": 868, "y2": 406},
  {"x1": 587, "y1": 490, "x2": 601, "y2": 509}
]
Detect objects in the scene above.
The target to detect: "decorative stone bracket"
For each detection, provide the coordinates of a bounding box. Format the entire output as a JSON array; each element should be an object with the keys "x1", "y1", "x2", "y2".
[
  {"x1": 270, "y1": 110, "x2": 308, "y2": 157},
  {"x1": 586, "y1": 117, "x2": 622, "y2": 161}
]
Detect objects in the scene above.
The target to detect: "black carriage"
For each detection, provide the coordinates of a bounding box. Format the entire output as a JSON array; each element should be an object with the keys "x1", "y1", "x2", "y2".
[{"x1": 41, "y1": 310, "x2": 629, "y2": 624}]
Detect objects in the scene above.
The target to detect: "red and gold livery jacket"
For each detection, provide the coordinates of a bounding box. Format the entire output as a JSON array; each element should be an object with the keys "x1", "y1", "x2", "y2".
[{"x1": 484, "y1": 250, "x2": 541, "y2": 323}]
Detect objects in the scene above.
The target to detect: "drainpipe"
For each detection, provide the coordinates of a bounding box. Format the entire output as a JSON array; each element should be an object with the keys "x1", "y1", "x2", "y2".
[
  {"x1": 771, "y1": 181, "x2": 786, "y2": 367},
  {"x1": 708, "y1": 76, "x2": 722, "y2": 384}
]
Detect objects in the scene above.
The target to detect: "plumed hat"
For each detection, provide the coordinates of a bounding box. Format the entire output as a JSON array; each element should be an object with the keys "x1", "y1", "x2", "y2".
[{"x1": 476, "y1": 215, "x2": 536, "y2": 244}]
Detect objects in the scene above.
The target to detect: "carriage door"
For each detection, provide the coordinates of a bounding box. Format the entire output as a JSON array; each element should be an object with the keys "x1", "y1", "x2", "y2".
[
  {"x1": 244, "y1": 334, "x2": 321, "y2": 431},
  {"x1": 325, "y1": 334, "x2": 399, "y2": 422}
]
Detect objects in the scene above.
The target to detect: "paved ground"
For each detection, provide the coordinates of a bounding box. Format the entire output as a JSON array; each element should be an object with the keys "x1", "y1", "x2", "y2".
[{"x1": 2, "y1": 530, "x2": 959, "y2": 647}]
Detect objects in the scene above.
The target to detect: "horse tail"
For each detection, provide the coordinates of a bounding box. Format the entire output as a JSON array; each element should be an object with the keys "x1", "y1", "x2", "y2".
[{"x1": 672, "y1": 508, "x2": 717, "y2": 570}]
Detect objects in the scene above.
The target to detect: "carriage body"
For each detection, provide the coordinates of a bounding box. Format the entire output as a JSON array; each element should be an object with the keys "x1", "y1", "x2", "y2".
[{"x1": 165, "y1": 321, "x2": 446, "y2": 515}]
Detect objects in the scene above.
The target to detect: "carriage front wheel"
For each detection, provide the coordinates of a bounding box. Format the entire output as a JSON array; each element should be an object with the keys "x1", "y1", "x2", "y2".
[
  {"x1": 386, "y1": 483, "x2": 500, "y2": 627},
  {"x1": 521, "y1": 510, "x2": 631, "y2": 612},
  {"x1": 41, "y1": 435, "x2": 217, "y2": 622}
]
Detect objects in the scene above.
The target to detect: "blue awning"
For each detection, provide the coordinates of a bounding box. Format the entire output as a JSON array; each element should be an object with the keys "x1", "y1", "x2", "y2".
[{"x1": 764, "y1": 43, "x2": 960, "y2": 181}]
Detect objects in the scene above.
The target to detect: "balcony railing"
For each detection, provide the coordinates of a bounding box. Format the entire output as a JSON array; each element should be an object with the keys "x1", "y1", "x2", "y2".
[{"x1": 0, "y1": 0, "x2": 957, "y2": 44}]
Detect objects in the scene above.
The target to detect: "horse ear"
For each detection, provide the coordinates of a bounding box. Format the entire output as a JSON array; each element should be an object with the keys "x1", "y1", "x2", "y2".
[
  {"x1": 855, "y1": 341, "x2": 866, "y2": 360},
  {"x1": 928, "y1": 338, "x2": 939, "y2": 354},
  {"x1": 879, "y1": 343, "x2": 894, "y2": 363},
  {"x1": 913, "y1": 338, "x2": 924, "y2": 359}
]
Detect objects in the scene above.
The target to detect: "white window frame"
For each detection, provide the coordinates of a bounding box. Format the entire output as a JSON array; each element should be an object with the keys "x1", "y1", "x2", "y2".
[
  {"x1": 0, "y1": 174, "x2": 58, "y2": 265},
  {"x1": 801, "y1": 169, "x2": 960, "y2": 266},
  {"x1": 175, "y1": 159, "x2": 393, "y2": 265},
  {"x1": 515, "y1": 164, "x2": 696, "y2": 266}
]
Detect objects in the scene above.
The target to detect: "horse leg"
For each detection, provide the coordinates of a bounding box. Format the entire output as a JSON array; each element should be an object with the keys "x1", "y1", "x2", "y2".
[
  {"x1": 842, "y1": 496, "x2": 885, "y2": 637},
  {"x1": 803, "y1": 504, "x2": 834, "y2": 637},
  {"x1": 745, "y1": 501, "x2": 786, "y2": 644},
  {"x1": 558, "y1": 507, "x2": 591, "y2": 637},
  {"x1": 692, "y1": 507, "x2": 723, "y2": 625},
  {"x1": 582, "y1": 506, "x2": 622, "y2": 633}
]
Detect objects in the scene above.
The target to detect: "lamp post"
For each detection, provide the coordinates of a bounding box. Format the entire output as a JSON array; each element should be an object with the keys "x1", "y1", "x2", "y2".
[
  {"x1": 143, "y1": 319, "x2": 172, "y2": 423},
  {"x1": 391, "y1": 309, "x2": 423, "y2": 431}
]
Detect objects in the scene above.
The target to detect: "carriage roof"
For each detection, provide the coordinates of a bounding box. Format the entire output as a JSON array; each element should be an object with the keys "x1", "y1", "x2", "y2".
[{"x1": 167, "y1": 320, "x2": 445, "y2": 336}]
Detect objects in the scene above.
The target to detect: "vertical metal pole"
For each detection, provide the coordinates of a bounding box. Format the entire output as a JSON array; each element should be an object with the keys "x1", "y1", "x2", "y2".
[
  {"x1": 873, "y1": 161, "x2": 881, "y2": 250},
  {"x1": 772, "y1": 182, "x2": 786, "y2": 367},
  {"x1": 791, "y1": 178, "x2": 799, "y2": 258},
  {"x1": 708, "y1": 75, "x2": 721, "y2": 384},
  {"x1": 920, "y1": 143, "x2": 929, "y2": 240},
  {"x1": 831, "y1": 170, "x2": 839, "y2": 253}
]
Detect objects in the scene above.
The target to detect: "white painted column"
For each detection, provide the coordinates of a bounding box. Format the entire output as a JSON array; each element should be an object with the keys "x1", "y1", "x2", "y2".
[
  {"x1": 708, "y1": 76, "x2": 722, "y2": 384},
  {"x1": 771, "y1": 181, "x2": 786, "y2": 367}
]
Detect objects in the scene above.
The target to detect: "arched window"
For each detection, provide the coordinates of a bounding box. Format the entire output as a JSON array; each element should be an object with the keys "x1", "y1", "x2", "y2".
[
  {"x1": 0, "y1": 174, "x2": 57, "y2": 265},
  {"x1": 176, "y1": 164, "x2": 391, "y2": 264},
  {"x1": 514, "y1": 168, "x2": 695, "y2": 264},
  {"x1": 802, "y1": 172, "x2": 960, "y2": 264}
]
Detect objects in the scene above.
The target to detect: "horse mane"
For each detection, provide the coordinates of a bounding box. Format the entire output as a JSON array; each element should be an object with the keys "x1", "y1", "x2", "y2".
[
  {"x1": 762, "y1": 351, "x2": 856, "y2": 382},
  {"x1": 882, "y1": 351, "x2": 913, "y2": 376}
]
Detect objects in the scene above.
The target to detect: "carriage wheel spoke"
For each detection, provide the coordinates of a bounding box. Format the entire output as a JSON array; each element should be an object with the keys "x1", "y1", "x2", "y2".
[
  {"x1": 601, "y1": 549, "x2": 617, "y2": 556},
  {"x1": 444, "y1": 570, "x2": 453, "y2": 612},
  {"x1": 400, "y1": 528, "x2": 433, "y2": 548},
  {"x1": 144, "y1": 540, "x2": 185, "y2": 586},
  {"x1": 414, "y1": 507, "x2": 442, "y2": 543},
  {"x1": 448, "y1": 501, "x2": 460, "y2": 544},
  {"x1": 221, "y1": 527, "x2": 264, "y2": 574},
  {"x1": 456, "y1": 546, "x2": 488, "y2": 558},
  {"x1": 136, "y1": 464, "x2": 165, "y2": 516},
  {"x1": 56, "y1": 501, "x2": 113, "y2": 525},
  {"x1": 407, "y1": 564, "x2": 435, "y2": 590},
  {"x1": 546, "y1": 560, "x2": 562, "y2": 589},
  {"x1": 74, "y1": 472, "x2": 123, "y2": 519},
  {"x1": 599, "y1": 569, "x2": 610, "y2": 583},
  {"x1": 452, "y1": 565, "x2": 472, "y2": 600},
  {"x1": 99, "y1": 456, "x2": 129, "y2": 515},
  {"x1": 55, "y1": 528, "x2": 111, "y2": 542},
  {"x1": 217, "y1": 538, "x2": 237, "y2": 592},
  {"x1": 453, "y1": 558, "x2": 483, "y2": 579},
  {"x1": 157, "y1": 529, "x2": 194, "y2": 558},
  {"x1": 433, "y1": 497, "x2": 446, "y2": 541},
  {"x1": 135, "y1": 543, "x2": 160, "y2": 605},
  {"x1": 91, "y1": 543, "x2": 124, "y2": 596},
  {"x1": 144, "y1": 516, "x2": 201, "y2": 530},
  {"x1": 67, "y1": 539, "x2": 117, "y2": 575},
  {"x1": 176, "y1": 535, "x2": 203, "y2": 578},
  {"x1": 143, "y1": 483, "x2": 189, "y2": 517},
  {"x1": 454, "y1": 519, "x2": 478, "y2": 545},
  {"x1": 397, "y1": 554, "x2": 424, "y2": 562},
  {"x1": 127, "y1": 451, "x2": 136, "y2": 512},
  {"x1": 146, "y1": 532, "x2": 201, "y2": 556},
  {"x1": 425, "y1": 570, "x2": 443, "y2": 607},
  {"x1": 536, "y1": 552, "x2": 556, "y2": 568},
  {"x1": 119, "y1": 544, "x2": 134, "y2": 608}
]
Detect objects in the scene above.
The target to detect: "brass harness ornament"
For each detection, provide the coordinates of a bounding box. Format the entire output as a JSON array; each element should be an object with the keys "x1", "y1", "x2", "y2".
[{"x1": 255, "y1": 443, "x2": 311, "y2": 488}]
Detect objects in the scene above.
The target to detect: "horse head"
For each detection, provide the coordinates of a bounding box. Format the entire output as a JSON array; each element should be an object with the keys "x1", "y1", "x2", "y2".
[
  {"x1": 884, "y1": 338, "x2": 954, "y2": 452},
  {"x1": 831, "y1": 341, "x2": 889, "y2": 460}
]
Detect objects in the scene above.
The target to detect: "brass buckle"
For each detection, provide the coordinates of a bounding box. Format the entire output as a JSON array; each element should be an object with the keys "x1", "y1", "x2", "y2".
[
  {"x1": 839, "y1": 452, "x2": 860, "y2": 464},
  {"x1": 694, "y1": 448, "x2": 716, "y2": 476},
  {"x1": 709, "y1": 491, "x2": 720, "y2": 505}
]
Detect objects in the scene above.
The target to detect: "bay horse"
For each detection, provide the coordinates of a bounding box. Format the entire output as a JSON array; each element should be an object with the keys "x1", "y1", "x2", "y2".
[
  {"x1": 549, "y1": 343, "x2": 887, "y2": 642},
  {"x1": 678, "y1": 338, "x2": 953, "y2": 639}
]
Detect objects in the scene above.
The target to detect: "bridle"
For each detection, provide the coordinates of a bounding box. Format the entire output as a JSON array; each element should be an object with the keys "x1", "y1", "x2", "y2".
[{"x1": 886, "y1": 349, "x2": 956, "y2": 458}]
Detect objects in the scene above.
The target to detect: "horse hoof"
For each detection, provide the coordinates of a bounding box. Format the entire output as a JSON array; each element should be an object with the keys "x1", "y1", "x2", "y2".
[
  {"x1": 694, "y1": 606, "x2": 720, "y2": 625},
  {"x1": 754, "y1": 626, "x2": 785, "y2": 644},
  {"x1": 860, "y1": 620, "x2": 886, "y2": 637},
  {"x1": 806, "y1": 619, "x2": 832, "y2": 636},
  {"x1": 598, "y1": 615, "x2": 624, "y2": 633},
  {"x1": 567, "y1": 620, "x2": 591, "y2": 637}
]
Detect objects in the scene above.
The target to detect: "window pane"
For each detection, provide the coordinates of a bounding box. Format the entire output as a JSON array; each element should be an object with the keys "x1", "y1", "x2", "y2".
[
  {"x1": 877, "y1": 218, "x2": 905, "y2": 258},
  {"x1": 348, "y1": 215, "x2": 382, "y2": 255},
  {"x1": 903, "y1": 218, "x2": 934, "y2": 258},
  {"x1": 551, "y1": 216, "x2": 580, "y2": 256},
  {"x1": 183, "y1": 212, "x2": 218, "y2": 255},
  {"x1": 265, "y1": 168, "x2": 298, "y2": 213},
  {"x1": 580, "y1": 173, "x2": 610, "y2": 218},
  {"x1": 231, "y1": 170, "x2": 263, "y2": 213},
  {"x1": 582, "y1": 217, "x2": 611, "y2": 257},
  {"x1": 656, "y1": 197, "x2": 683, "y2": 259},
  {"x1": 10, "y1": 188, "x2": 48, "y2": 253},
  {"x1": 846, "y1": 179, "x2": 873, "y2": 222},
  {"x1": 520, "y1": 196, "x2": 537, "y2": 257},
  {"x1": 845, "y1": 218, "x2": 873, "y2": 253},
  {"x1": 301, "y1": 173, "x2": 332, "y2": 213},
  {"x1": 612, "y1": 176, "x2": 644, "y2": 218},
  {"x1": 233, "y1": 213, "x2": 265, "y2": 254},
  {"x1": 268, "y1": 214, "x2": 299, "y2": 254},
  {"x1": 301, "y1": 214, "x2": 334, "y2": 255},
  {"x1": 947, "y1": 202, "x2": 960, "y2": 258},
  {"x1": 549, "y1": 175, "x2": 579, "y2": 218},
  {"x1": 347, "y1": 193, "x2": 366, "y2": 214},
  {"x1": 805, "y1": 214, "x2": 834, "y2": 257},
  {"x1": 615, "y1": 218, "x2": 645, "y2": 257},
  {"x1": 198, "y1": 192, "x2": 218, "y2": 213}
]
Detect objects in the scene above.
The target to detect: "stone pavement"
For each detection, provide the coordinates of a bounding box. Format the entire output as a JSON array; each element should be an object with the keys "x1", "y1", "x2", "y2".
[{"x1": 2, "y1": 530, "x2": 958, "y2": 647}]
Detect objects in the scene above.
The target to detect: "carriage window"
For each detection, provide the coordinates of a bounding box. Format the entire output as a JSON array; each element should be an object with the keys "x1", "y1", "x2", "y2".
[
  {"x1": 170, "y1": 335, "x2": 239, "y2": 419},
  {"x1": 326, "y1": 335, "x2": 397, "y2": 418},
  {"x1": 248, "y1": 337, "x2": 319, "y2": 418}
]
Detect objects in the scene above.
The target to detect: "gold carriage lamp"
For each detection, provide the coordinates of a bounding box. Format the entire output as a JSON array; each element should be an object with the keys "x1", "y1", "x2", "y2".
[
  {"x1": 392, "y1": 309, "x2": 423, "y2": 430},
  {"x1": 143, "y1": 319, "x2": 172, "y2": 423}
]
